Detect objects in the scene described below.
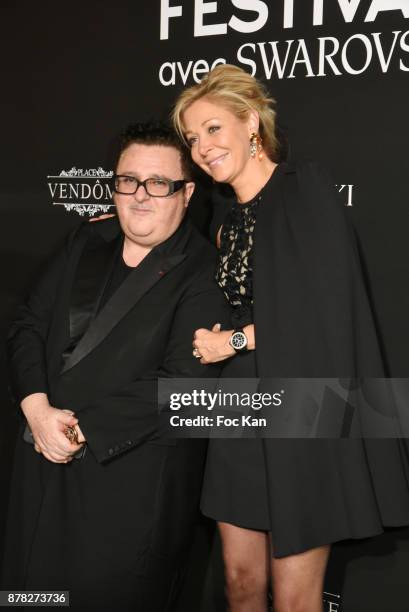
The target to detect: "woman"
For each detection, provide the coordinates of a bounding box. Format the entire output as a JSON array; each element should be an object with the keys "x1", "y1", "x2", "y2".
[{"x1": 172, "y1": 64, "x2": 409, "y2": 612}]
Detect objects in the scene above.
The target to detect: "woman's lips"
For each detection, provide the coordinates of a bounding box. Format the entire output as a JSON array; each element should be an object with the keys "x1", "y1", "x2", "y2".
[{"x1": 208, "y1": 153, "x2": 228, "y2": 168}]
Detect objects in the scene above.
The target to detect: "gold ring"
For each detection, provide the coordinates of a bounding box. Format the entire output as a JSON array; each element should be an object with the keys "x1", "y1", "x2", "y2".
[{"x1": 65, "y1": 425, "x2": 79, "y2": 445}]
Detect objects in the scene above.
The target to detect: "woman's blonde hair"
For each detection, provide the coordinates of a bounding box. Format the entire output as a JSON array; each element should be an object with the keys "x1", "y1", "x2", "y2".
[{"x1": 172, "y1": 64, "x2": 279, "y2": 161}]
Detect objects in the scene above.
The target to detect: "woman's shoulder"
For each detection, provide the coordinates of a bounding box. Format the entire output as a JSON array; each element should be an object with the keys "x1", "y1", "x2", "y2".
[
  {"x1": 280, "y1": 158, "x2": 334, "y2": 185},
  {"x1": 279, "y1": 158, "x2": 342, "y2": 213},
  {"x1": 278, "y1": 159, "x2": 353, "y2": 250},
  {"x1": 186, "y1": 221, "x2": 218, "y2": 260},
  {"x1": 209, "y1": 184, "x2": 236, "y2": 245}
]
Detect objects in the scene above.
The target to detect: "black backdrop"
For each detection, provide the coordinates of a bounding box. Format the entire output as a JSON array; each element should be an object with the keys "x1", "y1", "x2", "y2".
[{"x1": 1, "y1": 2, "x2": 409, "y2": 610}]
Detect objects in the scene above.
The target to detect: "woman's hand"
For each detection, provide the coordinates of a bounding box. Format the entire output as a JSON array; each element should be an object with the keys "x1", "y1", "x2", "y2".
[
  {"x1": 193, "y1": 323, "x2": 235, "y2": 364},
  {"x1": 89, "y1": 213, "x2": 116, "y2": 222}
]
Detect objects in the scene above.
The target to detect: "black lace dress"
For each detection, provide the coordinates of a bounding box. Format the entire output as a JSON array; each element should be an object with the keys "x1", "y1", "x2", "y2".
[
  {"x1": 215, "y1": 195, "x2": 257, "y2": 329},
  {"x1": 201, "y1": 192, "x2": 271, "y2": 530}
]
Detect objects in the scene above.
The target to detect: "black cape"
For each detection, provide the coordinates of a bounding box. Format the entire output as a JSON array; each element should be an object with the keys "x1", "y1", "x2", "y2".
[{"x1": 207, "y1": 161, "x2": 409, "y2": 557}]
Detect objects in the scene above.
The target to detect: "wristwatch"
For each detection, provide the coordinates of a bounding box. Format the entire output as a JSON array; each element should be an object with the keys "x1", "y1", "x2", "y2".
[{"x1": 229, "y1": 328, "x2": 248, "y2": 353}]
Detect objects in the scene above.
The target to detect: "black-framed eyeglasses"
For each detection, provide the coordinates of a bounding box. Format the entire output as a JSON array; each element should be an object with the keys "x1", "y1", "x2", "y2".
[{"x1": 113, "y1": 175, "x2": 187, "y2": 197}]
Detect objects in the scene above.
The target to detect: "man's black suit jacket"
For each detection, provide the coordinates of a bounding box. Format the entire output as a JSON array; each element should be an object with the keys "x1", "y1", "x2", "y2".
[{"x1": 3, "y1": 216, "x2": 230, "y2": 607}]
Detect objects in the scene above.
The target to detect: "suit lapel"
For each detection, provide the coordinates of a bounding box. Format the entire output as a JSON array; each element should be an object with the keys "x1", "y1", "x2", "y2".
[
  {"x1": 61, "y1": 221, "x2": 190, "y2": 374},
  {"x1": 66, "y1": 233, "x2": 121, "y2": 355}
]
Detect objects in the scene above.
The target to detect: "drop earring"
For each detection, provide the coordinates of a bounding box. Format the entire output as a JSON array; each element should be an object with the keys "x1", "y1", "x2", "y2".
[
  {"x1": 250, "y1": 132, "x2": 258, "y2": 158},
  {"x1": 250, "y1": 132, "x2": 263, "y2": 160}
]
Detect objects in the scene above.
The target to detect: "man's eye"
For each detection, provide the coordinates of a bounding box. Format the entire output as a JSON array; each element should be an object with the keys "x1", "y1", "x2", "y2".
[
  {"x1": 121, "y1": 176, "x2": 136, "y2": 184},
  {"x1": 151, "y1": 179, "x2": 167, "y2": 186}
]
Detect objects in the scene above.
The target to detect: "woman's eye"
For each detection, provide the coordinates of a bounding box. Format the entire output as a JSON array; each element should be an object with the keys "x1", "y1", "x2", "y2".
[
  {"x1": 209, "y1": 125, "x2": 220, "y2": 134},
  {"x1": 187, "y1": 136, "x2": 198, "y2": 147}
]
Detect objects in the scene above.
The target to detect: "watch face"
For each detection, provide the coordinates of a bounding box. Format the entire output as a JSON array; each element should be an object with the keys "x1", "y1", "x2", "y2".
[{"x1": 230, "y1": 331, "x2": 247, "y2": 350}]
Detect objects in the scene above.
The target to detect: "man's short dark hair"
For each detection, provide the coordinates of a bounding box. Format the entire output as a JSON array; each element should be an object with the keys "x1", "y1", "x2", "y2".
[{"x1": 115, "y1": 120, "x2": 193, "y2": 180}]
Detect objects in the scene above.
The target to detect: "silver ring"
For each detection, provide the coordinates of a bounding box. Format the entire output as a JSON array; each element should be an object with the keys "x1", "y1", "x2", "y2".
[{"x1": 193, "y1": 348, "x2": 201, "y2": 359}]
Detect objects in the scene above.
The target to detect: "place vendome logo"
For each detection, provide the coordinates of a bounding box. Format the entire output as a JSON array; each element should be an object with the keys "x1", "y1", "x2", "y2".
[
  {"x1": 158, "y1": 0, "x2": 409, "y2": 86},
  {"x1": 46, "y1": 167, "x2": 355, "y2": 215},
  {"x1": 47, "y1": 167, "x2": 115, "y2": 216}
]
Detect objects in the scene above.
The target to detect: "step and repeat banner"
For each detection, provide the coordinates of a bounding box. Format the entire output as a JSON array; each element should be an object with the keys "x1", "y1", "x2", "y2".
[{"x1": 1, "y1": 1, "x2": 409, "y2": 610}]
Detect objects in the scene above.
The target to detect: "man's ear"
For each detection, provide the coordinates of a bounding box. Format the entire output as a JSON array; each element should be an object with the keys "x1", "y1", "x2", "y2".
[
  {"x1": 184, "y1": 181, "x2": 195, "y2": 207},
  {"x1": 247, "y1": 110, "x2": 260, "y2": 136}
]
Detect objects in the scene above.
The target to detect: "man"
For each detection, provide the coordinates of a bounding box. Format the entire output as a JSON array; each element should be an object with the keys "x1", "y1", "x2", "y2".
[{"x1": 2, "y1": 122, "x2": 229, "y2": 609}]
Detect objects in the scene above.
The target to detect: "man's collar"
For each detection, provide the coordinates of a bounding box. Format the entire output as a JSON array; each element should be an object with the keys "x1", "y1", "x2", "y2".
[
  {"x1": 89, "y1": 214, "x2": 192, "y2": 256},
  {"x1": 153, "y1": 215, "x2": 191, "y2": 256}
]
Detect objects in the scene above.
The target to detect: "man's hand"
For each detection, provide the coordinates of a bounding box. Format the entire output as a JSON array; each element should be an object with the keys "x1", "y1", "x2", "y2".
[
  {"x1": 89, "y1": 213, "x2": 116, "y2": 222},
  {"x1": 21, "y1": 393, "x2": 84, "y2": 463},
  {"x1": 193, "y1": 323, "x2": 235, "y2": 364},
  {"x1": 75, "y1": 423, "x2": 86, "y2": 444}
]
